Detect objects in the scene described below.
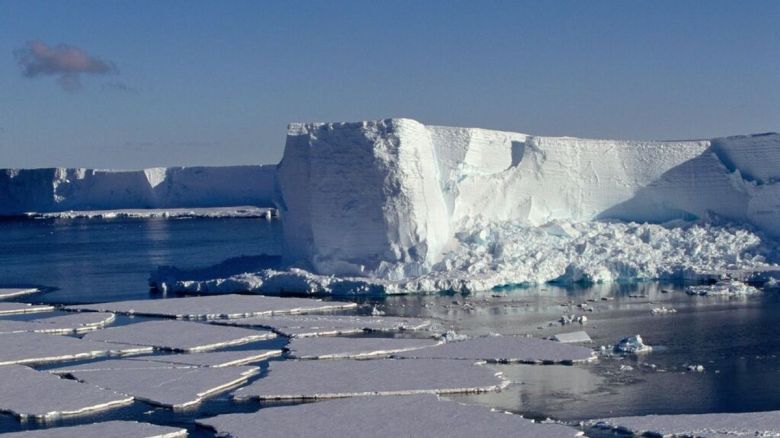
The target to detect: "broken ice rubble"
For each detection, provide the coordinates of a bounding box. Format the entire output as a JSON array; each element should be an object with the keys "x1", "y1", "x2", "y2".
[
  {"x1": 0, "y1": 421, "x2": 187, "y2": 438},
  {"x1": 288, "y1": 337, "x2": 441, "y2": 359},
  {"x1": 613, "y1": 335, "x2": 652, "y2": 354},
  {"x1": 199, "y1": 394, "x2": 581, "y2": 438},
  {"x1": 213, "y1": 314, "x2": 432, "y2": 337},
  {"x1": 590, "y1": 410, "x2": 780, "y2": 436}
]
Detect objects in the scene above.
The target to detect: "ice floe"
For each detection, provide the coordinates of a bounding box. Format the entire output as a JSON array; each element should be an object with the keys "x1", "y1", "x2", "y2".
[
  {"x1": 199, "y1": 394, "x2": 582, "y2": 437},
  {"x1": 68, "y1": 294, "x2": 357, "y2": 319},
  {"x1": 0, "y1": 288, "x2": 39, "y2": 300},
  {"x1": 213, "y1": 314, "x2": 433, "y2": 337},
  {"x1": 288, "y1": 337, "x2": 441, "y2": 359},
  {"x1": 590, "y1": 410, "x2": 780, "y2": 436},
  {"x1": 53, "y1": 359, "x2": 259, "y2": 408},
  {"x1": 0, "y1": 332, "x2": 151, "y2": 366},
  {"x1": 0, "y1": 312, "x2": 115, "y2": 335},
  {"x1": 552, "y1": 331, "x2": 592, "y2": 344},
  {"x1": 0, "y1": 303, "x2": 54, "y2": 315},
  {"x1": 130, "y1": 350, "x2": 282, "y2": 367},
  {"x1": 395, "y1": 336, "x2": 596, "y2": 364},
  {"x1": 0, "y1": 421, "x2": 187, "y2": 438},
  {"x1": 233, "y1": 359, "x2": 506, "y2": 400},
  {"x1": 0, "y1": 365, "x2": 132, "y2": 420},
  {"x1": 82, "y1": 320, "x2": 275, "y2": 352}
]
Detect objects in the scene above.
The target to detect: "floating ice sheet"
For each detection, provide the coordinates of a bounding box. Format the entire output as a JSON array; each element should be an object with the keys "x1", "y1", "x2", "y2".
[
  {"x1": 131, "y1": 350, "x2": 282, "y2": 367},
  {"x1": 0, "y1": 302, "x2": 54, "y2": 315},
  {"x1": 288, "y1": 337, "x2": 441, "y2": 359},
  {"x1": 233, "y1": 359, "x2": 506, "y2": 400},
  {"x1": 199, "y1": 394, "x2": 581, "y2": 437},
  {"x1": 395, "y1": 336, "x2": 596, "y2": 364},
  {"x1": 0, "y1": 332, "x2": 151, "y2": 366},
  {"x1": 51, "y1": 359, "x2": 189, "y2": 373},
  {"x1": 553, "y1": 331, "x2": 592, "y2": 344},
  {"x1": 0, "y1": 312, "x2": 115, "y2": 335},
  {"x1": 214, "y1": 314, "x2": 433, "y2": 337},
  {"x1": 590, "y1": 410, "x2": 780, "y2": 437},
  {"x1": 0, "y1": 288, "x2": 39, "y2": 300},
  {"x1": 0, "y1": 365, "x2": 132, "y2": 420},
  {"x1": 82, "y1": 320, "x2": 275, "y2": 352},
  {"x1": 0, "y1": 421, "x2": 187, "y2": 438},
  {"x1": 56, "y1": 360, "x2": 259, "y2": 408},
  {"x1": 68, "y1": 294, "x2": 357, "y2": 319}
]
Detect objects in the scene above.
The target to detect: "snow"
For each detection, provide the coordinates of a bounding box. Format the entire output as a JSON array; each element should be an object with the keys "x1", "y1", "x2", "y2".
[
  {"x1": 0, "y1": 303, "x2": 55, "y2": 315},
  {"x1": 198, "y1": 394, "x2": 583, "y2": 438},
  {"x1": 0, "y1": 165, "x2": 276, "y2": 215},
  {"x1": 212, "y1": 314, "x2": 433, "y2": 337},
  {"x1": 0, "y1": 365, "x2": 132, "y2": 420},
  {"x1": 53, "y1": 360, "x2": 259, "y2": 408},
  {"x1": 590, "y1": 410, "x2": 780, "y2": 437},
  {"x1": 288, "y1": 337, "x2": 442, "y2": 359},
  {"x1": 552, "y1": 331, "x2": 592, "y2": 343},
  {"x1": 0, "y1": 312, "x2": 115, "y2": 335},
  {"x1": 233, "y1": 359, "x2": 507, "y2": 400},
  {"x1": 395, "y1": 336, "x2": 596, "y2": 364},
  {"x1": 0, "y1": 332, "x2": 151, "y2": 366},
  {"x1": 613, "y1": 335, "x2": 652, "y2": 354},
  {"x1": 82, "y1": 320, "x2": 275, "y2": 352},
  {"x1": 0, "y1": 288, "x2": 39, "y2": 300},
  {"x1": 130, "y1": 350, "x2": 282, "y2": 367},
  {"x1": 68, "y1": 294, "x2": 357, "y2": 319},
  {"x1": 0, "y1": 421, "x2": 187, "y2": 438},
  {"x1": 26, "y1": 206, "x2": 275, "y2": 219}
]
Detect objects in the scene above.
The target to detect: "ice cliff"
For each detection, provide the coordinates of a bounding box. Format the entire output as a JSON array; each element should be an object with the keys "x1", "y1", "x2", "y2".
[{"x1": 0, "y1": 165, "x2": 276, "y2": 215}]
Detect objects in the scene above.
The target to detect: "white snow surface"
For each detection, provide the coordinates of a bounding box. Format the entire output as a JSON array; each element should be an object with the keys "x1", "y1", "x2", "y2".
[
  {"x1": 199, "y1": 394, "x2": 582, "y2": 438},
  {"x1": 591, "y1": 410, "x2": 780, "y2": 437},
  {"x1": 0, "y1": 421, "x2": 187, "y2": 438}
]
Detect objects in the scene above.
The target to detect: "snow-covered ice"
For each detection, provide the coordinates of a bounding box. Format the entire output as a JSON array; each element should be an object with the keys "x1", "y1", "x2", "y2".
[
  {"x1": 288, "y1": 337, "x2": 441, "y2": 359},
  {"x1": 130, "y1": 350, "x2": 282, "y2": 367},
  {"x1": 552, "y1": 331, "x2": 592, "y2": 344},
  {"x1": 233, "y1": 359, "x2": 507, "y2": 400},
  {"x1": 82, "y1": 320, "x2": 275, "y2": 352},
  {"x1": 613, "y1": 335, "x2": 652, "y2": 354},
  {"x1": 0, "y1": 303, "x2": 54, "y2": 315},
  {"x1": 213, "y1": 314, "x2": 433, "y2": 337},
  {"x1": 0, "y1": 365, "x2": 132, "y2": 420},
  {"x1": 0, "y1": 332, "x2": 151, "y2": 366},
  {"x1": 395, "y1": 336, "x2": 596, "y2": 364},
  {"x1": 199, "y1": 395, "x2": 582, "y2": 438},
  {"x1": 0, "y1": 312, "x2": 115, "y2": 335},
  {"x1": 590, "y1": 410, "x2": 780, "y2": 437},
  {"x1": 68, "y1": 294, "x2": 357, "y2": 319},
  {"x1": 0, "y1": 288, "x2": 39, "y2": 300},
  {"x1": 52, "y1": 359, "x2": 259, "y2": 408},
  {"x1": 0, "y1": 421, "x2": 187, "y2": 438}
]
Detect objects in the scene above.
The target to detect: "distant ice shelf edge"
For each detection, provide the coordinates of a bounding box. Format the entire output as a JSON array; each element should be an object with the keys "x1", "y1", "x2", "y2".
[{"x1": 4, "y1": 118, "x2": 780, "y2": 291}]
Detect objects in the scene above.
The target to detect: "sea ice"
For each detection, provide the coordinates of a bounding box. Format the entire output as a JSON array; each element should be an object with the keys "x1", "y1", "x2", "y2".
[
  {"x1": 0, "y1": 312, "x2": 115, "y2": 335},
  {"x1": 288, "y1": 337, "x2": 441, "y2": 359},
  {"x1": 590, "y1": 410, "x2": 780, "y2": 437},
  {"x1": 552, "y1": 331, "x2": 592, "y2": 344},
  {"x1": 54, "y1": 360, "x2": 259, "y2": 408},
  {"x1": 0, "y1": 332, "x2": 151, "y2": 366},
  {"x1": 0, "y1": 365, "x2": 132, "y2": 420},
  {"x1": 232, "y1": 359, "x2": 507, "y2": 400},
  {"x1": 0, "y1": 288, "x2": 39, "y2": 300},
  {"x1": 0, "y1": 303, "x2": 55, "y2": 315},
  {"x1": 613, "y1": 335, "x2": 652, "y2": 354},
  {"x1": 0, "y1": 421, "x2": 186, "y2": 438},
  {"x1": 130, "y1": 350, "x2": 282, "y2": 367},
  {"x1": 82, "y1": 320, "x2": 275, "y2": 352},
  {"x1": 68, "y1": 294, "x2": 357, "y2": 319},
  {"x1": 213, "y1": 314, "x2": 433, "y2": 337},
  {"x1": 198, "y1": 395, "x2": 582, "y2": 437},
  {"x1": 395, "y1": 336, "x2": 596, "y2": 364},
  {"x1": 0, "y1": 421, "x2": 187, "y2": 438}
]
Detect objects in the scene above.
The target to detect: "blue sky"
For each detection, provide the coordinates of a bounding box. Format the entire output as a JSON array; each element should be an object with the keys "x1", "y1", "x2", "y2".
[{"x1": 1, "y1": 0, "x2": 778, "y2": 168}]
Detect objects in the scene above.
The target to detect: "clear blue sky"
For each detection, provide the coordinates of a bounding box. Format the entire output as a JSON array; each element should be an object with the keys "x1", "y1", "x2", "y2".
[{"x1": 1, "y1": 0, "x2": 778, "y2": 168}]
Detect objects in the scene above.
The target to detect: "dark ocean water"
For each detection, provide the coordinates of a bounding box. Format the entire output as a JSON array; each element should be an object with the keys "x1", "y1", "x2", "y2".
[{"x1": 1, "y1": 217, "x2": 779, "y2": 435}]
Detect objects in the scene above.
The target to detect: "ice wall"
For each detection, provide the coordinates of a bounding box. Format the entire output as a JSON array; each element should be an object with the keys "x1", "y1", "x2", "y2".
[
  {"x1": 277, "y1": 118, "x2": 779, "y2": 277},
  {"x1": 0, "y1": 165, "x2": 276, "y2": 215}
]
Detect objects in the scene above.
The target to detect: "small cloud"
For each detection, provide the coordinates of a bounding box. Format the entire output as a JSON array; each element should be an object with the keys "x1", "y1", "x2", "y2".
[
  {"x1": 102, "y1": 81, "x2": 140, "y2": 94},
  {"x1": 14, "y1": 40, "x2": 117, "y2": 91}
]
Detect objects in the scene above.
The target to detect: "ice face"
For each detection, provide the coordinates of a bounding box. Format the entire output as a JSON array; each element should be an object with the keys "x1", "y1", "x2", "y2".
[
  {"x1": 213, "y1": 314, "x2": 433, "y2": 337},
  {"x1": 0, "y1": 421, "x2": 187, "y2": 438},
  {"x1": 287, "y1": 337, "x2": 442, "y2": 359},
  {"x1": 0, "y1": 303, "x2": 54, "y2": 315},
  {"x1": 198, "y1": 394, "x2": 582, "y2": 438}
]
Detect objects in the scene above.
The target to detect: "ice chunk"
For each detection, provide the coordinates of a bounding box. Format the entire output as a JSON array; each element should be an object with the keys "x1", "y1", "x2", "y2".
[
  {"x1": 0, "y1": 421, "x2": 186, "y2": 438},
  {"x1": 0, "y1": 332, "x2": 151, "y2": 366},
  {"x1": 82, "y1": 320, "x2": 275, "y2": 352},
  {"x1": 0, "y1": 288, "x2": 39, "y2": 300},
  {"x1": 0, "y1": 365, "x2": 132, "y2": 420},
  {"x1": 686, "y1": 279, "x2": 760, "y2": 296},
  {"x1": 54, "y1": 359, "x2": 259, "y2": 408},
  {"x1": 199, "y1": 394, "x2": 581, "y2": 438},
  {"x1": 233, "y1": 359, "x2": 507, "y2": 400},
  {"x1": 68, "y1": 294, "x2": 357, "y2": 319},
  {"x1": 288, "y1": 337, "x2": 441, "y2": 359},
  {"x1": 0, "y1": 312, "x2": 115, "y2": 335},
  {"x1": 213, "y1": 314, "x2": 432, "y2": 338},
  {"x1": 130, "y1": 350, "x2": 282, "y2": 367},
  {"x1": 395, "y1": 336, "x2": 596, "y2": 364},
  {"x1": 0, "y1": 302, "x2": 54, "y2": 315},
  {"x1": 613, "y1": 335, "x2": 652, "y2": 354},
  {"x1": 552, "y1": 331, "x2": 592, "y2": 344},
  {"x1": 590, "y1": 410, "x2": 780, "y2": 437}
]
